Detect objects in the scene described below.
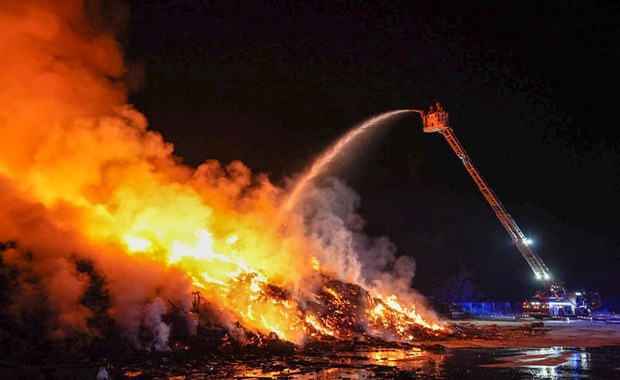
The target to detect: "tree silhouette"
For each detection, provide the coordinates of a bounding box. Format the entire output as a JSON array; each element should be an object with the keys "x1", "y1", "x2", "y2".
[{"x1": 431, "y1": 264, "x2": 483, "y2": 303}]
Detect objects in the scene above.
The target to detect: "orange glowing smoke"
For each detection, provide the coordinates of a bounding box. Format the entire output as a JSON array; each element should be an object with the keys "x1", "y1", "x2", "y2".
[{"x1": 0, "y1": 0, "x2": 445, "y2": 349}]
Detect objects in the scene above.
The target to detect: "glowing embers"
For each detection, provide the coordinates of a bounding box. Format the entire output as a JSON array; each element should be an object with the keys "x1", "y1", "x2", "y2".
[
  {"x1": 187, "y1": 275, "x2": 448, "y2": 347},
  {"x1": 301, "y1": 279, "x2": 446, "y2": 343}
]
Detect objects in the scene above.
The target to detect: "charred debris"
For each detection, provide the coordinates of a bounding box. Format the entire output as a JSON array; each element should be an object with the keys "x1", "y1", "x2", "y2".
[{"x1": 0, "y1": 240, "x2": 548, "y2": 374}]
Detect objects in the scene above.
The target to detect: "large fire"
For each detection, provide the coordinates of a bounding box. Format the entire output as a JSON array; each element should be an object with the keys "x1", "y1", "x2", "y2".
[{"x1": 0, "y1": 0, "x2": 446, "y2": 351}]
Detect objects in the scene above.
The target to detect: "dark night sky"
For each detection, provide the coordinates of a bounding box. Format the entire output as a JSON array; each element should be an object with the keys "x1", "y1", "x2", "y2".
[{"x1": 122, "y1": 1, "x2": 619, "y2": 304}]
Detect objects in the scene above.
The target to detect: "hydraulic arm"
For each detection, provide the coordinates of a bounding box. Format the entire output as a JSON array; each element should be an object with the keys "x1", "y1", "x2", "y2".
[{"x1": 412, "y1": 105, "x2": 554, "y2": 283}]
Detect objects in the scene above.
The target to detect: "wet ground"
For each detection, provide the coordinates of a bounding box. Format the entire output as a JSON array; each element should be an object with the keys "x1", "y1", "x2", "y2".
[
  {"x1": 2, "y1": 318, "x2": 619, "y2": 379},
  {"x1": 3, "y1": 344, "x2": 619, "y2": 379},
  {"x1": 229, "y1": 345, "x2": 620, "y2": 379}
]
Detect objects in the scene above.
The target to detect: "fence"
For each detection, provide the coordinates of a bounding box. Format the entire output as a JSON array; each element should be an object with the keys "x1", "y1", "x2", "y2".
[{"x1": 456, "y1": 302, "x2": 517, "y2": 317}]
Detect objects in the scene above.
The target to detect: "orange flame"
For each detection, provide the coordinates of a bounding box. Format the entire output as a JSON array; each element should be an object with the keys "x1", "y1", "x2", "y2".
[{"x1": 0, "y1": 0, "x2": 446, "y2": 348}]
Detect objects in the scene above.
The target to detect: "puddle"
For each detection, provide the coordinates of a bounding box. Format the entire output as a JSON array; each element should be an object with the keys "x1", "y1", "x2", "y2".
[
  {"x1": 1, "y1": 345, "x2": 619, "y2": 379},
  {"x1": 227, "y1": 345, "x2": 620, "y2": 379}
]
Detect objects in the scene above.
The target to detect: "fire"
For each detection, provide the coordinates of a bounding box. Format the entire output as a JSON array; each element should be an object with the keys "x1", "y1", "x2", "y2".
[{"x1": 0, "y1": 0, "x2": 447, "y2": 350}]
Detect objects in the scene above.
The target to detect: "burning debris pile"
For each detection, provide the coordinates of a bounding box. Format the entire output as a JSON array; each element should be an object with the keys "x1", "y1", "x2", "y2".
[
  {"x1": 0, "y1": 238, "x2": 447, "y2": 366},
  {"x1": 0, "y1": 0, "x2": 448, "y2": 367},
  {"x1": 186, "y1": 276, "x2": 448, "y2": 347}
]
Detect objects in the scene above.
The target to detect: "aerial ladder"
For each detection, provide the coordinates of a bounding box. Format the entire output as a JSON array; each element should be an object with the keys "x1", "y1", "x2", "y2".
[
  {"x1": 411, "y1": 104, "x2": 599, "y2": 318},
  {"x1": 411, "y1": 105, "x2": 553, "y2": 283}
]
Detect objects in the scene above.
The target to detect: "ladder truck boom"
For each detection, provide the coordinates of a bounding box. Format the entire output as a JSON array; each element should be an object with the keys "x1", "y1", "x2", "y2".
[{"x1": 411, "y1": 105, "x2": 554, "y2": 283}]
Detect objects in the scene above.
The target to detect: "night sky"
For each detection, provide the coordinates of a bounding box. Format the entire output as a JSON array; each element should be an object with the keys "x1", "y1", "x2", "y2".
[{"x1": 122, "y1": 1, "x2": 619, "y2": 305}]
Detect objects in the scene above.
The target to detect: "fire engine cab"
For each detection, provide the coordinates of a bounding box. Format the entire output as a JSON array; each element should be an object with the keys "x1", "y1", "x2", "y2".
[
  {"x1": 522, "y1": 285, "x2": 601, "y2": 319},
  {"x1": 522, "y1": 297, "x2": 576, "y2": 319}
]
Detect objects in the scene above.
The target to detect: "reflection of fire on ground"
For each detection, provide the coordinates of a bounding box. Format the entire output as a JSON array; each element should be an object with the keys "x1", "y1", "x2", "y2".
[
  {"x1": 110, "y1": 322, "x2": 551, "y2": 378},
  {"x1": 0, "y1": 0, "x2": 446, "y2": 362}
]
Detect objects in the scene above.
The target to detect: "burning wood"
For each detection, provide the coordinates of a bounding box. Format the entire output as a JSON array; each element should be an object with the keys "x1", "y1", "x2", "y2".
[
  {"x1": 0, "y1": 0, "x2": 447, "y2": 369},
  {"x1": 180, "y1": 274, "x2": 448, "y2": 352}
]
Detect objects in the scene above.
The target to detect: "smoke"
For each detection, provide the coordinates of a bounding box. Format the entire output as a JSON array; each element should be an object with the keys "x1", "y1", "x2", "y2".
[
  {"x1": 0, "y1": 0, "x2": 440, "y2": 351},
  {"x1": 298, "y1": 177, "x2": 421, "y2": 299},
  {"x1": 0, "y1": 0, "x2": 195, "y2": 348}
]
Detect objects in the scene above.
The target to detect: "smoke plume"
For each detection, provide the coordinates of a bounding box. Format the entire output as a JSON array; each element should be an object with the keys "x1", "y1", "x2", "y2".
[{"x1": 0, "y1": 0, "x2": 441, "y2": 352}]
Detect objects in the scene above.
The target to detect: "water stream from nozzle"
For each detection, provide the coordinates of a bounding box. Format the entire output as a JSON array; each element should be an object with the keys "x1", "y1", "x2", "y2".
[{"x1": 283, "y1": 109, "x2": 411, "y2": 212}]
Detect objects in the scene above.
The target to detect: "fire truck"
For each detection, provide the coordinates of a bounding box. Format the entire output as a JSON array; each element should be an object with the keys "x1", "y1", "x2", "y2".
[{"x1": 412, "y1": 104, "x2": 600, "y2": 319}]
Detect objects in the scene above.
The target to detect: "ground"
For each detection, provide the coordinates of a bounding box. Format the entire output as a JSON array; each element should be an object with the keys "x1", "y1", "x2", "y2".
[
  {"x1": 2, "y1": 317, "x2": 619, "y2": 379},
  {"x1": 430, "y1": 318, "x2": 620, "y2": 349}
]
